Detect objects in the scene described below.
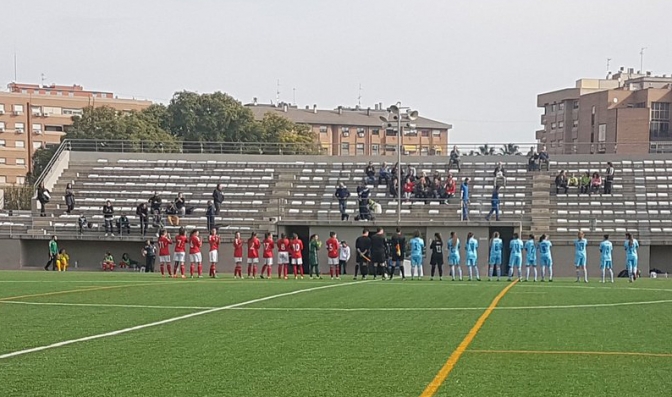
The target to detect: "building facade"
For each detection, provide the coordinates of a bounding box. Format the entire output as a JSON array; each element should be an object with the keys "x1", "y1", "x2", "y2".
[
  {"x1": 247, "y1": 102, "x2": 452, "y2": 157},
  {"x1": 0, "y1": 83, "x2": 151, "y2": 185},
  {"x1": 537, "y1": 69, "x2": 672, "y2": 155}
]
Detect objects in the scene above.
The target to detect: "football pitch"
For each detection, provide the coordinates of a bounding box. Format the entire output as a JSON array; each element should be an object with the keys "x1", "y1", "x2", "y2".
[{"x1": 1, "y1": 271, "x2": 671, "y2": 397}]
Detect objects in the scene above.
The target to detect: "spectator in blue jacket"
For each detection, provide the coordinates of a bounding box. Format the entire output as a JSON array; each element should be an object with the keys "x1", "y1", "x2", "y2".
[
  {"x1": 335, "y1": 183, "x2": 351, "y2": 221},
  {"x1": 485, "y1": 186, "x2": 500, "y2": 221},
  {"x1": 461, "y1": 177, "x2": 470, "y2": 221}
]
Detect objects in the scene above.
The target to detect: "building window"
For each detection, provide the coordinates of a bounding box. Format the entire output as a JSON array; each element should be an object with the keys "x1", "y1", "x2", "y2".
[
  {"x1": 33, "y1": 141, "x2": 43, "y2": 150},
  {"x1": 651, "y1": 102, "x2": 671, "y2": 139},
  {"x1": 404, "y1": 129, "x2": 417, "y2": 136},
  {"x1": 0, "y1": 140, "x2": 5, "y2": 147},
  {"x1": 432, "y1": 129, "x2": 441, "y2": 136},
  {"x1": 651, "y1": 121, "x2": 670, "y2": 138},
  {"x1": 341, "y1": 127, "x2": 350, "y2": 137},
  {"x1": 573, "y1": 101, "x2": 579, "y2": 109},
  {"x1": 15, "y1": 122, "x2": 25, "y2": 133},
  {"x1": 385, "y1": 128, "x2": 397, "y2": 136},
  {"x1": 372, "y1": 128, "x2": 380, "y2": 136},
  {"x1": 558, "y1": 121, "x2": 564, "y2": 129},
  {"x1": 32, "y1": 124, "x2": 42, "y2": 134},
  {"x1": 573, "y1": 119, "x2": 579, "y2": 128},
  {"x1": 15, "y1": 176, "x2": 25, "y2": 185},
  {"x1": 385, "y1": 144, "x2": 396, "y2": 152},
  {"x1": 421, "y1": 130, "x2": 429, "y2": 137},
  {"x1": 12, "y1": 104, "x2": 24, "y2": 114},
  {"x1": 558, "y1": 103, "x2": 565, "y2": 112},
  {"x1": 357, "y1": 128, "x2": 365, "y2": 138},
  {"x1": 0, "y1": 104, "x2": 5, "y2": 113},
  {"x1": 31, "y1": 106, "x2": 42, "y2": 115},
  {"x1": 551, "y1": 122, "x2": 557, "y2": 130},
  {"x1": 551, "y1": 104, "x2": 556, "y2": 113},
  {"x1": 0, "y1": 122, "x2": 5, "y2": 132},
  {"x1": 45, "y1": 125, "x2": 64, "y2": 132},
  {"x1": 15, "y1": 140, "x2": 25, "y2": 148},
  {"x1": 356, "y1": 143, "x2": 364, "y2": 155},
  {"x1": 341, "y1": 143, "x2": 350, "y2": 155},
  {"x1": 0, "y1": 176, "x2": 6, "y2": 184},
  {"x1": 319, "y1": 126, "x2": 328, "y2": 133},
  {"x1": 371, "y1": 144, "x2": 379, "y2": 156},
  {"x1": 16, "y1": 158, "x2": 25, "y2": 166},
  {"x1": 0, "y1": 158, "x2": 5, "y2": 164},
  {"x1": 62, "y1": 108, "x2": 83, "y2": 116}
]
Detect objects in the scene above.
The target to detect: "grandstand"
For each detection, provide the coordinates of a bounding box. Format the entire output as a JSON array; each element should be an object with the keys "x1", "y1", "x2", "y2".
[{"x1": 2, "y1": 140, "x2": 671, "y2": 275}]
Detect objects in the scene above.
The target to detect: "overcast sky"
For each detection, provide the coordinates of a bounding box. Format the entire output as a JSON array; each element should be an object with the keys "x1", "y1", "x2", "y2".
[{"x1": 2, "y1": 0, "x2": 671, "y2": 143}]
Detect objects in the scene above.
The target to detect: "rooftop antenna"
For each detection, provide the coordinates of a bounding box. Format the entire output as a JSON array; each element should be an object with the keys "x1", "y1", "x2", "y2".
[
  {"x1": 40, "y1": 73, "x2": 46, "y2": 87},
  {"x1": 357, "y1": 83, "x2": 362, "y2": 108},
  {"x1": 640, "y1": 47, "x2": 646, "y2": 74},
  {"x1": 292, "y1": 87, "x2": 296, "y2": 105},
  {"x1": 606, "y1": 58, "x2": 611, "y2": 73},
  {"x1": 276, "y1": 79, "x2": 280, "y2": 105}
]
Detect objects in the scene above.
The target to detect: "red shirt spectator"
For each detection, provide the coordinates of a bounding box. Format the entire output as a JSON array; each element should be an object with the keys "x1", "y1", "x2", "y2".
[
  {"x1": 158, "y1": 235, "x2": 172, "y2": 257},
  {"x1": 263, "y1": 237, "x2": 275, "y2": 258},
  {"x1": 277, "y1": 237, "x2": 289, "y2": 252},
  {"x1": 233, "y1": 237, "x2": 243, "y2": 258},
  {"x1": 189, "y1": 235, "x2": 202, "y2": 254},
  {"x1": 445, "y1": 179, "x2": 456, "y2": 196},
  {"x1": 290, "y1": 238, "x2": 304, "y2": 259},
  {"x1": 209, "y1": 234, "x2": 220, "y2": 252},
  {"x1": 175, "y1": 235, "x2": 187, "y2": 253},
  {"x1": 326, "y1": 237, "x2": 339, "y2": 259},
  {"x1": 403, "y1": 181, "x2": 414, "y2": 193},
  {"x1": 248, "y1": 237, "x2": 261, "y2": 259}
]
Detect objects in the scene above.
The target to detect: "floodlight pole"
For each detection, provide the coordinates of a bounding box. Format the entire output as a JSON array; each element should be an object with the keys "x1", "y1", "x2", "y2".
[{"x1": 396, "y1": 110, "x2": 402, "y2": 224}]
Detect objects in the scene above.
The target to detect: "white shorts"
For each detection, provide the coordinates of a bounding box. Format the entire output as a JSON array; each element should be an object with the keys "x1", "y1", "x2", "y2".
[
  {"x1": 209, "y1": 251, "x2": 218, "y2": 263},
  {"x1": 291, "y1": 258, "x2": 303, "y2": 265},
  {"x1": 189, "y1": 253, "x2": 202, "y2": 263},
  {"x1": 173, "y1": 252, "x2": 186, "y2": 263},
  {"x1": 278, "y1": 252, "x2": 289, "y2": 264},
  {"x1": 328, "y1": 257, "x2": 339, "y2": 266},
  {"x1": 247, "y1": 257, "x2": 259, "y2": 264},
  {"x1": 159, "y1": 255, "x2": 171, "y2": 263},
  {"x1": 234, "y1": 257, "x2": 243, "y2": 263},
  {"x1": 264, "y1": 257, "x2": 273, "y2": 266}
]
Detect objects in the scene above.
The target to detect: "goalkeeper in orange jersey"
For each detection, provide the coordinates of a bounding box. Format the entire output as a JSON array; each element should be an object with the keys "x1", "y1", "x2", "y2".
[{"x1": 56, "y1": 249, "x2": 69, "y2": 271}]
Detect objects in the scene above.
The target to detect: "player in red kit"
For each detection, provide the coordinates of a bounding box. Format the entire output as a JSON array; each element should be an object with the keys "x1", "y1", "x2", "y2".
[
  {"x1": 290, "y1": 233, "x2": 304, "y2": 279},
  {"x1": 276, "y1": 233, "x2": 290, "y2": 279},
  {"x1": 173, "y1": 227, "x2": 187, "y2": 278},
  {"x1": 260, "y1": 232, "x2": 275, "y2": 279},
  {"x1": 247, "y1": 232, "x2": 261, "y2": 278},
  {"x1": 208, "y1": 228, "x2": 220, "y2": 278},
  {"x1": 233, "y1": 231, "x2": 244, "y2": 278},
  {"x1": 189, "y1": 229, "x2": 202, "y2": 278},
  {"x1": 326, "y1": 231, "x2": 341, "y2": 280},
  {"x1": 158, "y1": 229, "x2": 172, "y2": 277}
]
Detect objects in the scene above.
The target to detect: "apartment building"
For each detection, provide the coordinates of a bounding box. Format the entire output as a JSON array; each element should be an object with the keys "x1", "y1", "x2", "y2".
[
  {"x1": 537, "y1": 68, "x2": 672, "y2": 155},
  {"x1": 246, "y1": 102, "x2": 452, "y2": 156},
  {"x1": 0, "y1": 83, "x2": 151, "y2": 185}
]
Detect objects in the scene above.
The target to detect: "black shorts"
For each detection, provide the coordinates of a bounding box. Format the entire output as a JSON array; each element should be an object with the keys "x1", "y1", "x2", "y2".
[
  {"x1": 356, "y1": 255, "x2": 369, "y2": 265},
  {"x1": 430, "y1": 256, "x2": 444, "y2": 266},
  {"x1": 371, "y1": 253, "x2": 386, "y2": 264}
]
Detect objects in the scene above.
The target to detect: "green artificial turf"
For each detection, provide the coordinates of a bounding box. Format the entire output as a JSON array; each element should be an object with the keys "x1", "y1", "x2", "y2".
[{"x1": 0, "y1": 271, "x2": 671, "y2": 397}]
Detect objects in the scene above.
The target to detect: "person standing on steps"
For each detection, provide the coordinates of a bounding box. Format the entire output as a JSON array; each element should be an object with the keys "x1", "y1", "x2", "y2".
[
  {"x1": 460, "y1": 177, "x2": 470, "y2": 221},
  {"x1": 485, "y1": 186, "x2": 500, "y2": 221}
]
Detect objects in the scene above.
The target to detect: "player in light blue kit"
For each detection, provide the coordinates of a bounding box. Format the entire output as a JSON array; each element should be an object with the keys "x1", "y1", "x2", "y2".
[
  {"x1": 574, "y1": 231, "x2": 588, "y2": 283},
  {"x1": 538, "y1": 234, "x2": 553, "y2": 282},
  {"x1": 465, "y1": 232, "x2": 480, "y2": 281},
  {"x1": 409, "y1": 230, "x2": 425, "y2": 280},
  {"x1": 524, "y1": 234, "x2": 537, "y2": 282},
  {"x1": 508, "y1": 233, "x2": 523, "y2": 281},
  {"x1": 624, "y1": 232, "x2": 639, "y2": 282},
  {"x1": 447, "y1": 232, "x2": 462, "y2": 281},
  {"x1": 488, "y1": 232, "x2": 503, "y2": 281},
  {"x1": 599, "y1": 234, "x2": 614, "y2": 283}
]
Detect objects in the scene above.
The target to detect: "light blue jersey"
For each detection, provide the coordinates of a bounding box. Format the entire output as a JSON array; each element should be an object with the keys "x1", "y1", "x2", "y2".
[
  {"x1": 539, "y1": 240, "x2": 553, "y2": 267},
  {"x1": 524, "y1": 239, "x2": 537, "y2": 266},
  {"x1": 447, "y1": 238, "x2": 460, "y2": 265},
  {"x1": 599, "y1": 240, "x2": 613, "y2": 269},
  {"x1": 489, "y1": 238, "x2": 503, "y2": 266},
  {"x1": 509, "y1": 239, "x2": 523, "y2": 267},
  {"x1": 410, "y1": 237, "x2": 425, "y2": 257},
  {"x1": 466, "y1": 237, "x2": 478, "y2": 266},
  {"x1": 574, "y1": 238, "x2": 587, "y2": 267},
  {"x1": 624, "y1": 239, "x2": 639, "y2": 270}
]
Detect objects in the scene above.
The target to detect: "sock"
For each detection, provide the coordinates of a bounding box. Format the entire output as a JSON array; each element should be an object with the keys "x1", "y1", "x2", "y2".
[
  {"x1": 278, "y1": 265, "x2": 283, "y2": 278},
  {"x1": 160, "y1": 263, "x2": 165, "y2": 276},
  {"x1": 299, "y1": 265, "x2": 304, "y2": 276},
  {"x1": 354, "y1": 264, "x2": 359, "y2": 277},
  {"x1": 197, "y1": 263, "x2": 202, "y2": 277},
  {"x1": 457, "y1": 267, "x2": 463, "y2": 280},
  {"x1": 601, "y1": 268, "x2": 605, "y2": 282},
  {"x1": 284, "y1": 264, "x2": 288, "y2": 278},
  {"x1": 525, "y1": 267, "x2": 530, "y2": 280},
  {"x1": 180, "y1": 263, "x2": 185, "y2": 276},
  {"x1": 210, "y1": 264, "x2": 215, "y2": 277},
  {"x1": 468, "y1": 267, "x2": 473, "y2": 280},
  {"x1": 167, "y1": 263, "x2": 172, "y2": 276},
  {"x1": 541, "y1": 267, "x2": 546, "y2": 279},
  {"x1": 431, "y1": 265, "x2": 436, "y2": 277},
  {"x1": 451, "y1": 266, "x2": 455, "y2": 280},
  {"x1": 190, "y1": 264, "x2": 195, "y2": 277},
  {"x1": 508, "y1": 267, "x2": 514, "y2": 279},
  {"x1": 173, "y1": 263, "x2": 179, "y2": 275},
  {"x1": 419, "y1": 266, "x2": 424, "y2": 278},
  {"x1": 330, "y1": 266, "x2": 334, "y2": 278},
  {"x1": 583, "y1": 266, "x2": 588, "y2": 282},
  {"x1": 234, "y1": 264, "x2": 241, "y2": 277},
  {"x1": 608, "y1": 268, "x2": 614, "y2": 282},
  {"x1": 399, "y1": 265, "x2": 405, "y2": 278},
  {"x1": 533, "y1": 267, "x2": 537, "y2": 281},
  {"x1": 248, "y1": 265, "x2": 252, "y2": 277},
  {"x1": 293, "y1": 265, "x2": 298, "y2": 276},
  {"x1": 411, "y1": 266, "x2": 417, "y2": 278},
  {"x1": 576, "y1": 269, "x2": 580, "y2": 281},
  {"x1": 267, "y1": 265, "x2": 271, "y2": 278},
  {"x1": 549, "y1": 267, "x2": 553, "y2": 280},
  {"x1": 437, "y1": 265, "x2": 442, "y2": 277},
  {"x1": 474, "y1": 266, "x2": 480, "y2": 279},
  {"x1": 260, "y1": 265, "x2": 267, "y2": 276},
  {"x1": 335, "y1": 265, "x2": 340, "y2": 277},
  {"x1": 252, "y1": 265, "x2": 257, "y2": 278}
]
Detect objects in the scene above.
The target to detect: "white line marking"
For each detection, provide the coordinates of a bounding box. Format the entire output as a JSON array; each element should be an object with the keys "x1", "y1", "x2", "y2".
[
  {"x1": 0, "y1": 280, "x2": 372, "y2": 360},
  {"x1": 0, "y1": 301, "x2": 215, "y2": 310}
]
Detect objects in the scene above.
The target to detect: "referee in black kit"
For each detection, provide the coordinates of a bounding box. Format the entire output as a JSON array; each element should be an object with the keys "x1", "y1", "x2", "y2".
[
  {"x1": 370, "y1": 228, "x2": 388, "y2": 280},
  {"x1": 354, "y1": 229, "x2": 371, "y2": 280}
]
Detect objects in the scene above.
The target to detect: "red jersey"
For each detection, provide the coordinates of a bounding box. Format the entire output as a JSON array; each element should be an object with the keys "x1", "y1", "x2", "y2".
[
  {"x1": 326, "y1": 237, "x2": 339, "y2": 258},
  {"x1": 233, "y1": 238, "x2": 243, "y2": 258},
  {"x1": 158, "y1": 235, "x2": 172, "y2": 256},
  {"x1": 277, "y1": 238, "x2": 290, "y2": 252},
  {"x1": 290, "y1": 238, "x2": 304, "y2": 259},
  {"x1": 209, "y1": 235, "x2": 220, "y2": 252},
  {"x1": 175, "y1": 235, "x2": 187, "y2": 253},
  {"x1": 189, "y1": 235, "x2": 202, "y2": 254},
  {"x1": 263, "y1": 238, "x2": 275, "y2": 258},
  {"x1": 247, "y1": 237, "x2": 261, "y2": 259}
]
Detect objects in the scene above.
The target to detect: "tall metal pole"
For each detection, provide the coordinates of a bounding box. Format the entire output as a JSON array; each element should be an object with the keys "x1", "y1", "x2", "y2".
[{"x1": 397, "y1": 110, "x2": 402, "y2": 224}]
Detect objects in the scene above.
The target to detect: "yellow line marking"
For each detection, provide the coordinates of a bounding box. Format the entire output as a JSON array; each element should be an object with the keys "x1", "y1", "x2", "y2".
[
  {"x1": 468, "y1": 349, "x2": 672, "y2": 358},
  {"x1": 419, "y1": 280, "x2": 518, "y2": 397},
  {"x1": 0, "y1": 283, "x2": 161, "y2": 302}
]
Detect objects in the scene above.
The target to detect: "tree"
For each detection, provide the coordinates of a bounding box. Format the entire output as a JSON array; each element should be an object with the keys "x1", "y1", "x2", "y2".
[
  {"x1": 500, "y1": 143, "x2": 521, "y2": 155},
  {"x1": 258, "y1": 113, "x2": 320, "y2": 155},
  {"x1": 478, "y1": 144, "x2": 495, "y2": 156},
  {"x1": 27, "y1": 144, "x2": 59, "y2": 185}
]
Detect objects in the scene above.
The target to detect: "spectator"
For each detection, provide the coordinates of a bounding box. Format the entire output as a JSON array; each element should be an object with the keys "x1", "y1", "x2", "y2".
[
  {"x1": 604, "y1": 162, "x2": 615, "y2": 194},
  {"x1": 494, "y1": 162, "x2": 507, "y2": 188},
  {"x1": 568, "y1": 173, "x2": 579, "y2": 187},
  {"x1": 44, "y1": 235, "x2": 58, "y2": 271},
  {"x1": 36, "y1": 182, "x2": 50, "y2": 217},
  {"x1": 174, "y1": 193, "x2": 186, "y2": 216},
  {"x1": 485, "y1": 186, "x2": 500, "y2": 221},
  {"x1": 449, "y1": 145, "x2": 461, "y2": 172},
  {"x1": 579, "y1": 172, "x2": 591, "y2": 194},
  {"x1": 444, "y1": 174, "x2": 456, "y2": 201},
  {"x1": 539, "y1": 146, "x2": 550, "y2": 171},
  {"x1": 102, "y1": 251, "x2": 115, "y2": 271},
  {"x1": 151, "y1": 209, "x2": 164, "y2": 236},
  {"x1": 403, "y1": 178, "x2": 414, "y2": 201},
  {"x1": 526, "y1": 147, "x2": 539, "y2": 171},
  {"x1": 102, "y1": 200, "x2": 114, "y2": 236},
  {"x1": 166, "y1": 202, "x2": 180, "y2": 226},
  {"x1": 78, "y1": 214, "x2": 87, "y2": 234},
  {"x1": 116, "y1": 214, "x2": 131, "y2": 236},
  {"x1": 206, "y1": 200, "x2": 216, "y2": 232},
  {"x1": 590, "y1": 172, "x2": 602, "y2": 195},
  {"x1": 339, "y1": 240, "x2": 350, "y2": 275},
  {"x1": 406, "y1": 164, "x2": 417, "y2": 181},
  {"x1": 390, "y1": 162, "x2": 403, "y2": 183},
  {"x1": 389, "y1": 177, "x2": 399, "y2": 198},
  {"x1": 335, "y1": 182, "x2": 351, "y2": 221},
  {"x1": 461, "y1": 177, "x2": 470, "y2": 221},
  {"x1": 119, "y1": 252, "x2": 139, "y2": 270},
  {"x1": 365, "y1": 162, "x2": 376, "y2": 185},
  {"x1": 431, "y1": 177, "x2": 442, "y2": 200},
  {"x1": 136, "y1": 202, "x2": 149, "y2": 236},
  {"x1": 554, "y1": 171, "x2": 568, "y2": 194},
  {"x1": 142, "y1": 239, "x2": 157, "y2": 273},
  {"x1": 379, "y1": 162, "x2": 391, "y2": 187},
  {"x1": 212, "y1": 184, "x2": 224, "y2": 215},
  {"x1": 149, "y1": 192, "x2": 162, "y2": 213},
  {"x1": 64, "y1": 183, "x2": 75, "y2": 214},
  {"x1": 356, "y1": 181, "x2": 372, "y2": 221}
]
